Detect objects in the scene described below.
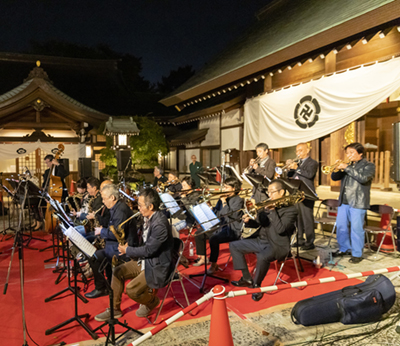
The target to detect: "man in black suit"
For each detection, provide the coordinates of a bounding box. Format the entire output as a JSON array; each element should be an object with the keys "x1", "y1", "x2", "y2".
[
  {"x1": 287, "y1": 143, "x2": 318, "y2": 250},
  {"x1": 229, "y1": 180, "x2": 298, "y2": 301},
  {"x1": 94, "y1": 188, "x2": 174, "y2": 321},
  {"x1": 42, "y1": 154, "x2": 69, "y2": 201},
  {"x1": 246, "y1": 142, "x2": 276, "y2": 203}
]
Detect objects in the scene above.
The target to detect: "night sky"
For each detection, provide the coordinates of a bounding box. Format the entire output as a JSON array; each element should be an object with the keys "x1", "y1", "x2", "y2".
[{"x1": 1, "y1": 0, "x2": 269, "y2": 84}]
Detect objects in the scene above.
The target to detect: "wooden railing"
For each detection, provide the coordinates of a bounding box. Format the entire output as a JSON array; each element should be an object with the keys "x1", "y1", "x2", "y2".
[{"x1": 366, "y1": 151, "x2": 391, "y2": 190}]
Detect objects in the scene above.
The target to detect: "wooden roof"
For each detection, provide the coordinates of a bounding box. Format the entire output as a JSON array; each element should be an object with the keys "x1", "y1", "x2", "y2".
[{"x1": 160, "y1": 0, "x2": 400, "y2": 107}]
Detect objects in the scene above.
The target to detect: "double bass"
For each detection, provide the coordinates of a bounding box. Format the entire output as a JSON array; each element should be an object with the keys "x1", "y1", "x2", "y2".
[{"x1": 44, "y1": 144, "x2": 65, "y2": 233}]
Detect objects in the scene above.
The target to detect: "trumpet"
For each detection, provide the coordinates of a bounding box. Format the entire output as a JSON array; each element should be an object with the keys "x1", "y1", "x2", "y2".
[
  {"x1": 244, "y1": 191, "x2": 305, "y2": 219},
  {"x1": 244, "y1": 156, "x2": 262, "y2": 174},
  {"x1": 275, "y1": 156, "x2": 300, "y2": 176},
  {"x1": 321, "y1": 159, "x2": 352, "y2": 175}
]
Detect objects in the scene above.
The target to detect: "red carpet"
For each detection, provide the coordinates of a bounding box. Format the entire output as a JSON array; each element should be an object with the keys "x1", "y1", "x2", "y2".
[{"x1": 0, "y1": 232, "x2": 362, "y2": 346}]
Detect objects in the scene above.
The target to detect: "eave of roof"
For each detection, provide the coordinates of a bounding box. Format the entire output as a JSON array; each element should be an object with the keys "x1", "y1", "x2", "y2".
[
  {"x1": 168, "y1": 128, "x2": 209, "y2": 146},
  {"x1": 160, "y1": 0, "x2": 399, "y2": 107}
]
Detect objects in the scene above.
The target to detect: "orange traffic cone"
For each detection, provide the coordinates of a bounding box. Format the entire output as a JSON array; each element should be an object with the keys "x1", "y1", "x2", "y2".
[
  {"x1": 209, "y1": 285, "x2": 234, "y2": 346},
  {"x1": 69, "y1": 180, "x2": 76, "y2": 195}
]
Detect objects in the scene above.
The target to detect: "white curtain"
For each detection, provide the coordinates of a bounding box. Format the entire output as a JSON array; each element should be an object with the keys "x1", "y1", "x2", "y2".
[
  {"x1": 244, "y1": 57, "x2": 400, "y2": 149},
  {"x1": 0, "y1": 141, "x2": 85, "y2": 160}
]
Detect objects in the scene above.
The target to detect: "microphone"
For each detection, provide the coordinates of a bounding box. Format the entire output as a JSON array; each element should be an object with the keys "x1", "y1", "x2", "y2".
[{"x1": 25, "y1": 166, "x2": 31, "y2": 176}]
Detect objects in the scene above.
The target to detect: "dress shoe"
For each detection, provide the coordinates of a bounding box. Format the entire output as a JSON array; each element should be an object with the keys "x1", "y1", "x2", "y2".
[
  {"x1": 193, "y1": 258, "x2": 209, "y2": 267},
  {"x1": 84, "y1": 288, "x2": 108, "y2": 299},
  {"x1": 95, "y1": 308, "x2": 123, "y2": 322},
  {"x1": 292, "y1": 242, "x2": 305, "y2": 248},
  {"x1": 135, "y1": 296, "x2": 160, "y2": 318},
  {"x1": 349, "y1": 256, "x2": 363, "y2": 264},
  {"x1": 301, "y1": 244, "x2": 315, "y2": 250},
  {"x1": 231, "y1": 277, "x2": 253, "y2": 287},
  {"x1": 332, "y1": 250, "x2": 351, "y2": 257},
  {"x1": 252, "y1": 284, "x2": 263, "y2": 302},
  {"x1": 207, "y1": 263, "x2": 219, "y2": 275}
]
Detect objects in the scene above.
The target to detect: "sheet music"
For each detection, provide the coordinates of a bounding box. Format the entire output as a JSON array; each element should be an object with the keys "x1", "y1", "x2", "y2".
[
  {"x1": 191, "y1": 202, "x2": 219, "y2": 231},
  {"x1": 241, "y1": 173, "x2": 254, "y2": 187},
  {"x1": 61, "y1": 225, "x2": 97, "y2": 258},
  {"x1": 159, "y1": 193, "x2": 181, "y2": 215}
]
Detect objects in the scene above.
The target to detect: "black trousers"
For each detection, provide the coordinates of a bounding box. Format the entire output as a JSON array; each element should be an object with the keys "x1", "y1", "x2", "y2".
[
  {"x1": 296, "y1": 199, "x2": 315, "y2": 246},
  {"x1": 195, "y1": 226, "x2": 239, "y2": 263},
  {"x1": 89, "y1": 249, "x2": 112, "y2": 291},
  {"x1": 229, "y1": 238, "x2": 276, "y2": 286}
]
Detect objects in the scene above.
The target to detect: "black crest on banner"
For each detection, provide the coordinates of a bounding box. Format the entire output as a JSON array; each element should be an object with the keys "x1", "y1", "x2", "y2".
[
  {"x1": 294, "y1": 96, "x2": 320, "y2": 129},
  {"x1": 51, "y1": 148, "x2": 59, "y2": 155},
  {"x1": 16, "y1": 148, "x2": 27, "y2": 154}
]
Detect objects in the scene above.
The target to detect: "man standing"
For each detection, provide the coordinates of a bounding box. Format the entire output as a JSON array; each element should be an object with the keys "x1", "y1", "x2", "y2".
[
  {"x1": 287, "y1": 143, "x2": 318, "y2": 250},
  {"x1": 229, "y1": 180, "x2": 298, "y2": 301},
  {"x1": 94, "y1": 188, "x2": 174, "y2": 320},
  {"x1": 331, "y1": 142, "x2": 375, "y2": 264},
  {"x1": 43, "y1": 154, "x2": 69, "y2": 201},
  {"x1": 247, "y1": 143, "x2": 276, "y2": 203},
  {"x1": 189, "y1": 155, "x2": 203, "y2": 188}
]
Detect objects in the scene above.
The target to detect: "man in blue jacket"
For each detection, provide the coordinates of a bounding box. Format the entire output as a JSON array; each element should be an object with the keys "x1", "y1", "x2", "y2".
[
  {"x1": 331, "y1": 142, "x2": 375, "y2": 264},
  {"x1": 95, "y1": 188, "x2": 174, "y2": 321}
]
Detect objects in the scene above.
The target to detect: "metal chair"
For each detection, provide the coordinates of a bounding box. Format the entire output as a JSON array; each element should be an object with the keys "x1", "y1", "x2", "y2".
[
  {"x1": 365, "y1": 204, "x2": 396, "y2": 260},
  {"x1": 273, "y1": 229, "x2": 302, "y2": 285},
  {"x1": 152, "y1": 238, "x2": 190, "y2": 323},
  {"x1": 314, "y1": 199, "x2": 340, "y2": 247}
]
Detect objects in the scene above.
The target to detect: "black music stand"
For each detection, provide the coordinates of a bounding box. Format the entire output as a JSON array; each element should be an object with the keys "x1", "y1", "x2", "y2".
[
  {"x1": 188, "y1": 203, "x2": 228, "y2": 293},
  {"x1": 45, "y1": 222, "x2": 98, "y2": 340},
  {"x1": 198, "y1": 172, "x2": 220, "y2": 186},
  {"x1": 1, "y1": 184, "x2": 16, "y2": 239},
  {"x1": 93, "y1": 258, "x2": 143, "y2": 345}
]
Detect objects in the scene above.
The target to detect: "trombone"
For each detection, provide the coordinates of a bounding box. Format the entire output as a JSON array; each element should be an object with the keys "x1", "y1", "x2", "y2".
[
  {"x1": 321, "y1": 159, "x2": 352, "y2": 175},
  {"x1": 244, "y1": 191, "x2": 305, "y2": 219},
  {"x1": 199, "y1": 188, "x2": 253, "y2": 203}
]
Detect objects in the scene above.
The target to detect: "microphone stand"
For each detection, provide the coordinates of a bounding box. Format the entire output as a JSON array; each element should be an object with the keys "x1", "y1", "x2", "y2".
[{"x1": 3, "y1": 175, "x2": 30, "y2": 345}]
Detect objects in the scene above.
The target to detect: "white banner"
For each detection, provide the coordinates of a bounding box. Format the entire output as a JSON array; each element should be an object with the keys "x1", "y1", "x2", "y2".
[
  {"x1": 0, "y1": 141, "x2": 85, "y2": 160},
  {"x1": 244, "y1": 57, "x2": 400, "y2": 149}
]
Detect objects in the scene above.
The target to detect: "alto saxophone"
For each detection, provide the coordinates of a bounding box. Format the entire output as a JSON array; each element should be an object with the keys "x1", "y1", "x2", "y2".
[{"x1": 109, "y1": 211, "x2": 141, "y2": 267}]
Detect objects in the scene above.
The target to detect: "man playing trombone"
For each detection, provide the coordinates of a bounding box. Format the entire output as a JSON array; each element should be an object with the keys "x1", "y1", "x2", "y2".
[
  {"x1": 245, "y1": 143, "x2": 276, "y2": 203},
  {"x1": 229, "y1": 180, "x2": 298, "y2": 301},
  {"x1": 287, "y1": 143, "x2": 318, "y2": 250}
]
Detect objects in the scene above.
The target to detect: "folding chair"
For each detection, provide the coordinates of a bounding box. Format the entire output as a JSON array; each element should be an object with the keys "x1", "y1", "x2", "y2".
[
  {"x1": 314, "y1": 199, "x2": 339, "y2": 247},
  {"x1": 273, "y1": 228, "x2": 302, "y2": 285},
  {"x1": 365, "y1": 204, "x2": 396, "y2": 260},
  {"x1": 153, "y1": 238, "x2": 190, "y2": 323}
]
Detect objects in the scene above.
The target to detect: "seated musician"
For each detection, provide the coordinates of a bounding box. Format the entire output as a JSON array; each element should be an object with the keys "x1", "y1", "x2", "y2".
[
  {"x1": 195, "y1": 177, "x2": 244, "y2": 274},
  {"x1": 43, "y1": 154, "x2": 69, "y2": 201},
  {"x1": 229, "y1": 180, "x2": 297, "y2": 301},
  {"x1": 85, "y1": 184, "x2": 138, "y2": 299},
  {"x1": 166, "y1": 169, "x2": 182, "y2": 197},
  {"x1": 153, "y1": 165, "x2": 168, "y2": 188},
  {"x1": 94, "y1": 188, "x2": 174, "y2": 320},
  {"x1": 245, "y1": 143, "x2": 276, "y2": 203}
]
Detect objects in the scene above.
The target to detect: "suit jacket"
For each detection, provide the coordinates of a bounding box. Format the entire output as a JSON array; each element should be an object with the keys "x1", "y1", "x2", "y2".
[
  {"x1": 100, "y1": 200, "x2": 138, "y2": 259},
  {"x1": 331, "y1": 158, "x2": 375, "y2": 209},
  {"x1": 215, "y1": 194, "x2": 244, "y2": 238},
  {"x1": 288, "y1": 156, "x2": 319, "y2": 194},
  {"x1": 126, "y1": 211, "x2": 174, "y2": 289},
  {"x1": 251, "y1": 157, "x2": 276, "y2": 203},
  {"x1": 258, "y1": 205, "x2": 298, "y2": 261}
]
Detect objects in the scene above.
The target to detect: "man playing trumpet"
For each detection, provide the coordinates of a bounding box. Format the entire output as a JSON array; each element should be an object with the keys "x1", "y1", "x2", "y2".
[
  {"x1": 287, "y1": 143, "x2": 318, "y2": 250},
  {"x1": 246, "y1": 143, "x2": 276, "y2": 203}
]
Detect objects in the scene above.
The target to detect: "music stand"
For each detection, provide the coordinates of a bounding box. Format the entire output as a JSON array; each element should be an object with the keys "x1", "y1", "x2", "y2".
[
  {"x1": 198, "y1": 172, "x2": 220, "y2": 186},
  {"x1": 188, "y1": 203, "x2": 228, "y2": 293},
  {"x1": 1, "y1": 184, "x2": 16, "y2": 239},
  {"x1": 45, "y1": 223, "x2": 98, "y2": 340}
]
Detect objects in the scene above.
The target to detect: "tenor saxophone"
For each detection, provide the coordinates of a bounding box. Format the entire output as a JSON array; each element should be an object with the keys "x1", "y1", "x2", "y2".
[{"x1": 109, "y1": 211, "x2": 141, "y2": 267}]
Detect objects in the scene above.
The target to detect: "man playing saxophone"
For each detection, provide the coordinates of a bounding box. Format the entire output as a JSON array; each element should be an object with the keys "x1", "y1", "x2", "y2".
[
  {"x1": 85, "y1": 184, "x2": 139, "y2": 299},
  {"x1": 94, "y1": 188, "x2": 174, "y2": 320}
]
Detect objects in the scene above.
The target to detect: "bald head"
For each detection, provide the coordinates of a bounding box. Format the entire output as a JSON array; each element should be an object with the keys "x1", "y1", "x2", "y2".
[
  {"x1": 100, "y1": 180, "x2": 113, "y2": 191},
  {"x1": 296, "y1": 143, "x2": 310, "y2": 159}
]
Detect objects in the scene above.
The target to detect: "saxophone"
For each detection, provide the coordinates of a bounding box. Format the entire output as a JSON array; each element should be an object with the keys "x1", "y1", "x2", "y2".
[{"x1": 109, "y1": 211, "x2": 141, "y2": 267}]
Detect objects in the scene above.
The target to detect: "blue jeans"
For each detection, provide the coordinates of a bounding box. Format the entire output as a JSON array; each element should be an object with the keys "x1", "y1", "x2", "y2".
[{"x1": 336, "y1": 204, "x2": 366, "y2": 258}]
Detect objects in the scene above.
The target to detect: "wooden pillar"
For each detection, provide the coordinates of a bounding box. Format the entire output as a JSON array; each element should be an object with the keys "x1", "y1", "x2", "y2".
[
  {"x1": 330, "y1": 127, "x2": 347, "y2": 191},
  {"x1": 383, "y1": 150, "x2": 392, "y2": 191}
]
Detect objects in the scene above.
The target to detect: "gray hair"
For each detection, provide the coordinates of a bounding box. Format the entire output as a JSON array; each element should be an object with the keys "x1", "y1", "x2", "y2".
[
  {"x1": 155, "y1": 165, "x2": 164, "y2": 175},
  {"x1": 101, "y1": 184, "x2": 120, "y2": 200}
]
